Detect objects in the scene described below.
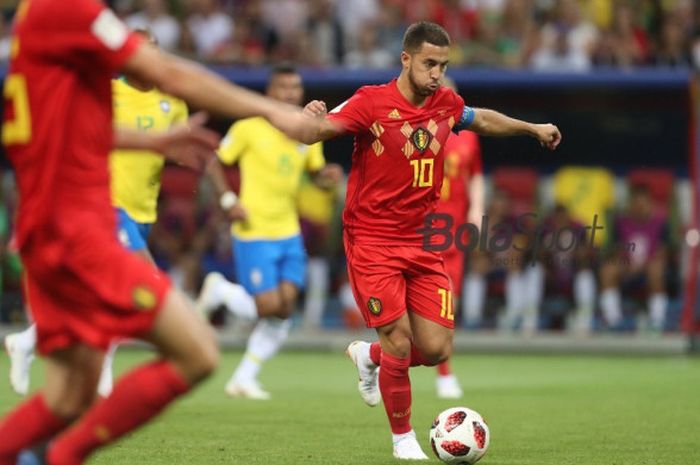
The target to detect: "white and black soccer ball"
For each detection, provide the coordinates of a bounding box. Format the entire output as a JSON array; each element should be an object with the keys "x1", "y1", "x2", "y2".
[{"x1": 429, "y1": 407, "x2": 490, "y2": 464}]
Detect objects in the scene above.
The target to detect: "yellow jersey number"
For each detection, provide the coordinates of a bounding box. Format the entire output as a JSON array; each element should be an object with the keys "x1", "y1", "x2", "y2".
[
  {"x1": 410, "y1": 158, "x2": 434, "y2": 188},
  {"x1": 2, "y1": 73, "x2": 32, "y2": 145},
  {"x1": 438, "y1": 288, "x2": 454, "y2": 321}
]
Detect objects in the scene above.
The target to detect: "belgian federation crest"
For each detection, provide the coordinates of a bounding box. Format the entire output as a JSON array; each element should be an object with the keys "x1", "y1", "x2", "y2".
[
  {"x1": 411, "y1": 127, "x2": 431, "y2": 153},
  {"x1": 367, "y1": 297, "x2": 382, "y2": 315}
]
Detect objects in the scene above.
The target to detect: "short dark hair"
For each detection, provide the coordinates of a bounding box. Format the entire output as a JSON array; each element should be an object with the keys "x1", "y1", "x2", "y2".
[
  {"x1": 270, "y1": 63, "x2": 298, "y2": 78},
  {"x1": 402, "y1": 21, "x2": 450, "y2": 54}
]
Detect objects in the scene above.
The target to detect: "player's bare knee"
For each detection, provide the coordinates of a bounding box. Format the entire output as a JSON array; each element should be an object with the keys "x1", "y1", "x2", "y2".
[{"x1": 379, "y1": 324, "x2": 412, "y2": 358}]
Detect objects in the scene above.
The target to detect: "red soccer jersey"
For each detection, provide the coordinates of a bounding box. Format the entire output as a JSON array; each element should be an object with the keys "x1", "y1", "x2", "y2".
[
  {"x1": 436, "y1": 131, "x2": 483, "y2": 226},
  {"x1": 328, "y1": 79, "x2": 465, "y2": 245},
  {"x1": 3, "y1": 0, "x2": 141, "y2": 249}
]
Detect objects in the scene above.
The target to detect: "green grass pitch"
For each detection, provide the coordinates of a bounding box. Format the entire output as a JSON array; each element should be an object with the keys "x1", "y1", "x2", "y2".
[{"x1": 1, "y1": 350, "x2": 699, "y2": 464}]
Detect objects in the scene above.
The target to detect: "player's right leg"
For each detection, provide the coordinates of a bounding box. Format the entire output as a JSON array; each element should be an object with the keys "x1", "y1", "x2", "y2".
[
  {"x1": 343, "y1": 241, "x2": 428, "y2": 460},
  {"x1": 0, "y1": 344, "x2": 102, "y2": 465},
  {"x1": 45, "y1": 287, "x2": 219, "y2": 465}
]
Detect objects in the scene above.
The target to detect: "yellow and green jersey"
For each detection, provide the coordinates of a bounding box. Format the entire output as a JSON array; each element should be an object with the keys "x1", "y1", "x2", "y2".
[
  {"x1": 217, "y1": 117, "x2": 325, "y2": 240},
  {"x1": 109, "y1": 78, "x2": 188, "y2": 224}
]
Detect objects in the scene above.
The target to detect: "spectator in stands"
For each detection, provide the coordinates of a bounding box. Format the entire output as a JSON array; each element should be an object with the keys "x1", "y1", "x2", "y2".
[
  {"x1": 463, "y1": 189, "x2": 542, "y2": 333},
  {"x1": 599, "y1": 184, "x2": 670, "y2": 332},
  {"x1": 499, "y1": 0, "x2": 539, "y2": 68},
  {"x1": 462, "y1": 10, "x2": 509, "y2": 67},
  {"x1": 539, "y1": 204, "x2": 597, "y2": 334},
  {"x1": 652, "y1": 13, "x2": 692, "y2": 68},
  {"x1": 530, "y1": 0, "x2": 597, "y2": 72},
  {"x1": 336, "y1": 0, "x2": 380, "y2": 50},
  {"x1": 302, "y1": 0, "x2": 345, "y2": 66},
  {"x1": 592, "y1": 3, "x2": 650, "y2": 68},
  {"x1": 183, "y1": 0, "x2": 235, "y2": 60},
  {"x1": 125, "y1": 0, "x2": 181, "y2": 52},
  {"x1": 208, "y1": 0, "x2": 280, "y2": 65},
  {"x1": 376, "y1": 2, "x2": 407, "y2": 59},
  {"x1": 345, "y1": 22, "x2": 394, "y2": 69}
]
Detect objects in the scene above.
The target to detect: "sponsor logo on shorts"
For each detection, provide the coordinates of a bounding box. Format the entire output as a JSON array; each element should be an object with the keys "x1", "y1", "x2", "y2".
[
  {"x1": 367, "y1": 296, "x2": 382, "y2": 315},
  {"x1": 132, "y1": 285, "x2": 156, "y2": 311}
]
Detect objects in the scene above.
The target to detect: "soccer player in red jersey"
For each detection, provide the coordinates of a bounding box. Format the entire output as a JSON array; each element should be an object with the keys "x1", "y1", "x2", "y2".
[
  {"x1": 0, "y1": 1, "x2": 319, "y2": 464},
  {"x1": 432, "y1": 78, "x2": 484, "y2": 400},
  {"x1": 302, "y1": 22, "x2": 560, "y2": 459}
]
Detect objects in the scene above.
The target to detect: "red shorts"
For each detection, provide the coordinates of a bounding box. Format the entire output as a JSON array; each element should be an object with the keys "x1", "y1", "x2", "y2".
[
  {"x1": 21, "y1": 226, "x2": 171, "y2": 355},
  {"x1": 442, "y1": 246, "x2": 466, "y2": 298},
  {"x1": 344, "y1": 236, "x2": 455, "y2": 329}
]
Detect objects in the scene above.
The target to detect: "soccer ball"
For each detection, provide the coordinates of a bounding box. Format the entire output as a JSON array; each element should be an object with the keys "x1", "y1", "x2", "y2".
[{"x1": 429, "y1": 407, "x2": 490, "y2": 464}]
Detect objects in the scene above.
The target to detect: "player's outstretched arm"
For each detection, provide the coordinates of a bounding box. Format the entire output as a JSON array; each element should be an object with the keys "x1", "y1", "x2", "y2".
[
  {"x1": 115, "y1": 112, "x2": 219, "y2": 171},
  {"x1": 122, "y1": 42, "x2": 321, "y2": 144},
  {"x1": 469, "y1": 108, "x2": 561, "y2": 150}
]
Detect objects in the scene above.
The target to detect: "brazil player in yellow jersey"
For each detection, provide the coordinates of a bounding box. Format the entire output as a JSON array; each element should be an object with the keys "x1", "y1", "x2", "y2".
[
  {"x1": 5, "y1": 30, "x2": 188, "y2": 397},
  {"x1": 197, "y1": 64, "x2": 342, "y2": 399}
]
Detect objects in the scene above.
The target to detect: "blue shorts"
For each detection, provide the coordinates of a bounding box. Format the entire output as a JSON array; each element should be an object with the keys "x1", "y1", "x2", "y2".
[
  {"x1": 116, "y1": 208, "x2": 152, "y2": 252},
  {"x1": 232, "y1": 234, "x2": 307, "y2": 295}
]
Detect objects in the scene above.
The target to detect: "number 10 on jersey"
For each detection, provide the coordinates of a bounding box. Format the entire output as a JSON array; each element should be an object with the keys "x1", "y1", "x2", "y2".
[{"x1": 410, "y1": 158, "x2": 434, "y2": 187}]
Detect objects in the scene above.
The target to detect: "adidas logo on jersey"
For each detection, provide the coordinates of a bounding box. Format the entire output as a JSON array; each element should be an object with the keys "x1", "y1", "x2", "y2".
[{"x1": 388, "y1": 109, "x2": 401, "y2": 119}]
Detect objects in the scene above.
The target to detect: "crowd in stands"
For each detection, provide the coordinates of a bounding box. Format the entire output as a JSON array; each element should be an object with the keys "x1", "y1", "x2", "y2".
[{"x1": 2, "y1": 0, "x2": 700, "y2": 70}]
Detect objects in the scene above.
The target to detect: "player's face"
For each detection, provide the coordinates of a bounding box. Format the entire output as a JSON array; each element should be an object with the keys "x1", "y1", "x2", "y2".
[
  {"x1": 267, "y1": 73, "x2": 304, "y2": 106},
  {"x1": 404, "y1": 43, "x2": 450, "y2": 97}
]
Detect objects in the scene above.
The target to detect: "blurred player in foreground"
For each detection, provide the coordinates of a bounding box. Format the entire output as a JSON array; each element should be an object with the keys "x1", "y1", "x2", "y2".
[
  {"x1": 197, "y1": 64, "x2": 342, "y2": 399},
  {"x1": 0, "y1": 0, "x2": 320, "y2": 463},
  {"x1": 301, "y1": 21, "x2": 560, "y2": 460},
  {"x1": 432, "y1": 77, "x2": 484, "y2": 399},
  {"x1": 4, "y1": 29, "x2": 188, "y2": 398}
]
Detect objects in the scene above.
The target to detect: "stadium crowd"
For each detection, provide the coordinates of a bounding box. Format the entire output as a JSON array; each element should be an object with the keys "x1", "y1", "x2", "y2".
[{"x1": 2, "y1": 0, "x2": 699, "y2": 70}]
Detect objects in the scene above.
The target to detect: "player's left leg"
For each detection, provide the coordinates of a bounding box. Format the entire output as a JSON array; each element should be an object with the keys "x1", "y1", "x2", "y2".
[{"x1": 226, "y1": 236, "x2": 305, "y2": 399}]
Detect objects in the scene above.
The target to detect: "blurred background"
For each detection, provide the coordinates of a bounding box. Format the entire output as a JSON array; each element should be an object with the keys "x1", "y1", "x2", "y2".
[{"x1": 1, "y1": 0, "x2": 700, "y2": 349}]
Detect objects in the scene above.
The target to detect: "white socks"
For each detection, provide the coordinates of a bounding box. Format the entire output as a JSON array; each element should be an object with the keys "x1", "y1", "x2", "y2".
[
  {"x1": 648, "y1": 293, "x2": 668, "y2": 330},
  {"x1": 217, "y1": 279, "x2": 258, "y2": 321},
  {"x1": 462, "y1": 272, "x2": 485, "y2": 327},
  {"x1": 572, "y1": 269, "x2": 596, "y2": 332},
  {"x1": 302, "y1": 257, "x2": 330, "y2": 329},
  {"x1": 231, "y1": 317, "x2": 292, "y2": 385},
  {"x1": 599, "y1": 288, "x2": 622, "y2": 327}
]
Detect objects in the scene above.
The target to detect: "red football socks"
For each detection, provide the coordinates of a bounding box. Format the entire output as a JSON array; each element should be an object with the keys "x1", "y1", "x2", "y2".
[
  {"x1": 379, "y1": 352, "x2": 412, "y2": 434},
  {"x1": 47, "y1": 360, "x2": 189, "y2": 465},
  {"x1": 0, "y1": 395, "x2": 68, "y2": 465},
  {"x1": 437, "y1": 360, "x2": 452, "y2": 376}
]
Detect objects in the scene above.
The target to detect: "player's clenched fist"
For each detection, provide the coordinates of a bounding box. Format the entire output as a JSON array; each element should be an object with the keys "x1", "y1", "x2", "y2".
[
  {"x1": 534, "y1": 123, "x2": 561, "y2": 150},
  {"x1": 303, "y1": 100, "x2": 328, "y2": 117}
]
